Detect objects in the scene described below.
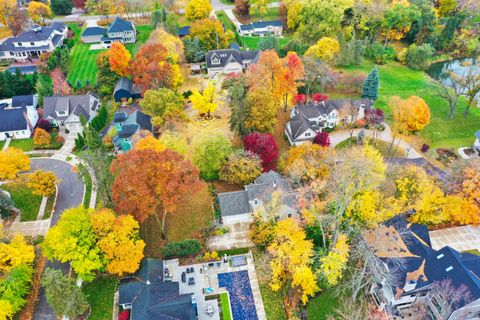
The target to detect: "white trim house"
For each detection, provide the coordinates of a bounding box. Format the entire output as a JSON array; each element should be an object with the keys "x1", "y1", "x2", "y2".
[
  {"x1": 0, "y1": 95, "x2": 38, "y2": 141},
  {"x1": 205, "y1": 49, "x2": 259, "y2": 77},
  {"x1": 238, "y1": 20, "x2": 283, "y2": 37}
]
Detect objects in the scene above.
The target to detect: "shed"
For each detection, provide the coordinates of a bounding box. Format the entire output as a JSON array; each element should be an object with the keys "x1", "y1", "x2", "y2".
[{"x1": 113, "y1": 78, "x2": 141, "y2": 102}]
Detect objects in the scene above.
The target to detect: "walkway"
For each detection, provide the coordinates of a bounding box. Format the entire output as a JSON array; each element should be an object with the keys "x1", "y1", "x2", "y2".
[
  {"x1": 329, "y1": 123, "x2": 423, "y2": 159},
  {"x1": 2, "y1": 138, "x2": 11, "y2": 150},
  {"x1": 207, "y1": 222, "x2": 254, "y2": 251},
  {"x1": 429, "y1": 226, "x2": 480, "y2": 253}
]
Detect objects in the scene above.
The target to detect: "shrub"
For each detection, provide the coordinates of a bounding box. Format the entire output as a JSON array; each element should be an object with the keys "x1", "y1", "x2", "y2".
[
  {"x1": 0, "y1": 191, "x2": 14, "y2": 219},
  {"x1": 33, "y1": 128, "x2": 51, "y2": 146},
  {"x1": 37, "y1": 119, "x2": 51, "y2": 132},
  {"x1": 406, "y1": 43, "x2": 435, "y2": 71},
  {"x1": 162, "y1": 239, "x2": 201, "y2": 258},
  {"x1": 421, "y1": 144, "x2": 430, "y2": 153},
  {"x1": 55, "y1": 135, "x2": 65, "y2": 144},
  {"x1": 313, "y1": 132, "x2": 331, "y2": 147},
  {"x1": 397, "y1": 47, "x2": 408, "y2": 64},
  {"x1": 243, "y1": 133, "x2": 278, "y2": 172}
]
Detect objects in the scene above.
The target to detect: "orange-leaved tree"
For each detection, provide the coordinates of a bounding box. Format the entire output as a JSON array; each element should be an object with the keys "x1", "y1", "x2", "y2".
[
  {"x1": 110, "y1": 149, "x2": 203, "y2": 238},
  {"x1": 281, "y1": 51, "x2": 304, "y2": 111},
  {"x1": 108, "y1": 42, "x2": 131, "y2": 77},
  {"x1": 33, "y1": 128, "x2": 51, "y2": 146}
]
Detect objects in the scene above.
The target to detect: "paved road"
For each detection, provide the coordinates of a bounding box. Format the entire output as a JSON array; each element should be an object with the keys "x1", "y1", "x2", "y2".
[{"x1": 31, "y1": 158, "x2": 84, "y2": 320}]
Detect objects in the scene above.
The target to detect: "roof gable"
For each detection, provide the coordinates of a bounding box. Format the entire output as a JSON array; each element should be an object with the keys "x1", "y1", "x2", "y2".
[{"x1": 108, "y1": 17, "x2": 134, "y2": 33}]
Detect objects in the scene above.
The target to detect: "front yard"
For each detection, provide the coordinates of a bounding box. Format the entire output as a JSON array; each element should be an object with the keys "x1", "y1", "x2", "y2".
[
  {"x1": 82, "y1": 275, "x2": 118, "y2": 320},
  {"x1": 2, "y1": 182, "x2": 43, "y2": 222}
]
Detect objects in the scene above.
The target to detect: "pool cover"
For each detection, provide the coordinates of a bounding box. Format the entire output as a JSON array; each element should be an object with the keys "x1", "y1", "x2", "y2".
[{"x1": 217, "y1": 270, "x2": 258, "y2": 320}]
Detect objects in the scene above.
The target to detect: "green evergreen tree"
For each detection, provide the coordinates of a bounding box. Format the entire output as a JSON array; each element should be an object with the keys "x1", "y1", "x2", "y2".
[
  {"x1": 362, "y1": 66, "x2": 379, "y2": 100},
  {"x1": 151, "y1": 1, "x2": 167, "y2": 28},
  {"x1": 0, "y1": 192, "x2": 14, "y2": 219},
  {"x1": 165, "y1": 12, "x2": 180, "y2": 35},
  {"x1": 36, "y1": 74, "x2": 53, "y2": 105}
]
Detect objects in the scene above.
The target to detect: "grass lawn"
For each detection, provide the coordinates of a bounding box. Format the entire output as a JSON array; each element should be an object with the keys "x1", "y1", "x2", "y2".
[
  {"x1": 306, "y1": 291, "x2": 340, "y2": 319},
  {"x1": 0, "y1": 140, "x2": 5, "y2": 149},
  {"x1": 43, "y1": 194, "x2": 55, "y2": 219},
  {"x1": 219, "y1": 292, "x2": 232, "y2": 320},
  {"x1": 338, "y1": 62, "x2": 480, "y2": 150},
  {"x1": 235, "y1": 7, "x2": 280, "y2": 24},
  {"x1": 216, "y1": 11, "x2": 237, "y2": 33},
  {"x1": 239, "y1": 36, "x2": 289, "y2": 50},
  {"x1": 8, "y1": 138, "x2": 34, "y2": 151},
  {"x1": 67, "y1": 24, "x2": 153, "y2": 85},
  {"x1": 2, "y1": 182, "x2": 42, "y2": 222},
  {"x1": 336, "y1": 137, "x2": 406, "y2": 158},
  {"x1": 82, "y1": 275, "x2": 118, "y2": 320},
  {"x1": 77, "y1": 164, "x2": 92, "y2": 208}
]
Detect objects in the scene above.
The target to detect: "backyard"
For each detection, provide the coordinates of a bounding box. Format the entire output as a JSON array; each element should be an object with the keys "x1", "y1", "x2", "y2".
[{"x1": 82, "y1": 275, "x2": 118, "y2": 320}]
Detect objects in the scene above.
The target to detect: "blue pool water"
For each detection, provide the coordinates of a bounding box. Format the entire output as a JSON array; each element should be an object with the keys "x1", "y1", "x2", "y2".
[
  {"x1": 217, "y1": 270, "x2": 258, "y2": 320},
  {"x1": 6, "y1": 65, "x2": 38, "y2": 74}
]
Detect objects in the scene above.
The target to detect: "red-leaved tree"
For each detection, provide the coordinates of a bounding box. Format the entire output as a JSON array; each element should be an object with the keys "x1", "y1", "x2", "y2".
[
  {"x1": 111, "y1": 149, "x2": 203, "y2": 238},
  {"x1": 293, "y1": 94, "x2": 307, "y2": 104},
  {"x1": 51, "y1": 68, "x2": 72, "y2": 95},
  {"x1": 36, "y1": 118, "x2": 51, "y2": 132},
  {"x1": 244, "y1": 133, "x2": 278, "y2": 172},
  {"x1": 313, "y1": 132, "x2": 331, "y2": 147},
  {"x1": 312, "y1": 93, "x2": 328, "y2": 103},
  {"x1": 72, "y1": 0, "x2": 86, "y2": 9}
]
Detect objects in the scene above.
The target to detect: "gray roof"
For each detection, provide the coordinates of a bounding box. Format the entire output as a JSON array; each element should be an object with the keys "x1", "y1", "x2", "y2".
[
  {"x1": 239, "y1": 20, "x2": 283, "y2": 31},
  {"x1": 295, "y1": 99, "x2": 373, "y2": 120},
  {"x1": 114, "y1": 78, "x2": 140, "y2": 95},
  {"x1": 42, "y1": 93, "x2": 95, "y2": 121},
  {"x1": 0, "y1": 22, "x2": 65, "y2": 53},
  {"x1": 0, "y1": 104, "x2": 28, "y2": 132},
  {"x1": 81, "y1": 26, "x2": 107, "y2": 37},
  {"x1": 12, "y1": 95, "x2": 34, "y2": 107},
  {"x1": 205, "y1": 49, "x2": 259, "y2": 68},
  {"x1": 217, "y1": 191, "x2": 251, "y2": 216},
  {"x1": 285, "y1": 114, "x2": 319, "y2": 141},
  {"x1": 108, "y1": 17, "x2": 134, "y2": 33}
]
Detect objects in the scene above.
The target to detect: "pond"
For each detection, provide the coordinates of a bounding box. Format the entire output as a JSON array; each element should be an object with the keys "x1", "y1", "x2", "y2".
[{"x1": 427, "y1": 57, "x2": 479, "y2": 84}]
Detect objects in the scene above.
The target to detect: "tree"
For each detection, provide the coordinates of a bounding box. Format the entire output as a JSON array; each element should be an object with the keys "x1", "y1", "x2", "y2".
[
  {"x1": 382, "y1": 1, "x2": 419, "y2": 46},
  {"x1": 42, "y1": 206, "x2": 104, "y2": 281},
  {"x1": 111, "y1": 149, "x2": 203, "y2": 237},
  {"x1": 72, "y1": 0, "x2": 86, "y2": 9},
  {"x1": 184, "y1": 37, "x2": 206, "y2": 63},
  {"x1": 244, "y1": 133, "x2": 278, "y2": 172},
  {"x1": 302, "y1": 56, "x2": 333, "y2": 96},
  {"x1": 0, "y1": 192, "x2": 13, "y2": 219},
  {"x1": 405, "y1": 43, "x2": 435, "y2": 71},
  {"x1": 151, "y1": 1, "x2": 167, "y2": 28},
  {"x1": 258, "y1": 37, "x2": 279, "y2": 51},
  {"x1": 149, "y1": 28, "x2": 185, "y2": 63},
  {"x1": 190, "y1": 81, "x2": 218, "y2": 118},
  {"x1": 185, "y1": 0, "x2": 212, "y2": 21},
  {"x1": 391, "y1": 95, "x2": 430, "y2": 132},
  {"x1": 234, "y1": 0, "x2": 250, "y2": 16},
  {"x1": 268, "y1": 218, "x2": 319, "y2": 306},
  {"x1": 79, "y1": 148, "x2": 114, "y2": 208},
  {"x1": 3, "y1": 5, "x2": 27, "y2": 36},
  {"x1": 250, "y1": 0, "x2": 268, "y2": 17},
  {"x1": 320, "y1": 233, "x2": 350, "y2": 286},
  {"x1": 36, "y1": 118, "x2": 52, "y2": 132},
  {"x1": 51, "y1": 68, "x2": 72, "y2": 95},
  {"x1": 27, "y1": 170, "x2": 58, "y2": 197},
  {"x1": 51, "y1": 0, "x2": 73, "y2": 15},
  {"x1": 226, "y1": 75, "x2": 250, "y2": 136},
  {"x1": 33, "y1": 128, "x2": 51, "y2": 146},
  {"x1": 220, "y1": 151, "x2": 262, "y2": 185},
  {"x1": 305, "y1": 37, "x2": 340, "y2": 64},
  {"x1": 165, "y1": 12, "x2": 180, "y2": 35},
  {"x1": 361, "y1": 66, "x2": 379, "y2": 100},
  {"x1": 91, "y1": 209, "x2": 145, "y2": 276},
  {"x1": 0, "y1": 233, "x2": 35, "y2": 273},
  {"x1": 36, "y1": 74, "x2": 53, "y2": 105},
  {"x1": 188, "y1": 18, "x2": 234, "y2": 51},
  {"x1": 437, "y1": 0, "x2": 458, "y2": 17},
  {"x1": 28, "y1": 1, "x2": 53, "y2": 24},
  {"x1": 282, "y1": 143, "x2": 332, "y2": 185},
  {"x1": 0, "y1": 0, "x2": 16, "y2": 26},
  {"x1": 455, "y1": 60, "x2": 480, "y2": 117},
  {"x1": 281, "y1": 51, "x2": 304, "y2": 111},
  {"x1": 313, "y1": 132, "x2": 331, "y2": 147},
  {"x1": 192, "y1": 132, "x2": 233, "y2": 180},
  {"x1": 139, "y1": 88, "x2": 184, "y2": 126},
  {"x1": 434, "y1": 73, "x2": 463, "y2": 120},
  {"x1": 42, "y1": 268, "x2": 89, "y2": 319},
  {"x1": 244, "y1": 86, "x2": 276, "y2": 132},
  {"x1": 96, "y1": 51, "x2": 120, "y2": 96},
  {"x1": 0, "y1": 264, "x2": 34, "y2": 316},
  {"x1": 108, "y1": 42, "x2": 131, "y2": 77},
  {"x1": 0, "y1": 148, "x2": 31, "y2": 181},
  {"x1": 134, "y1": 135, "x2": 166, "y2": 152},
  {"x1": 128, "y1": 43, "x2": 183, "y2": 94}
]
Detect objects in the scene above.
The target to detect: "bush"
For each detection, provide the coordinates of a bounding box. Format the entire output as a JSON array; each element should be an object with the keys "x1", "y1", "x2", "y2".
[
  {"x1": 56, "y1": 135, "x2": 65, "y2": 144},
  {"x1": 162, "y1": 239, "x2": 201, "y2": 258},
  {"x1": 396, "y1": 47, "x2": 408, "y2": 64},
  {"x1": 421, "y1": 144, "x2": 430, "y2": 153},
  {"x1": 364, "y1": 43, "x2": 394, "y2": 65},
  {"x1": 406, "y1": 43, "x2": 435, "y2": 71}
]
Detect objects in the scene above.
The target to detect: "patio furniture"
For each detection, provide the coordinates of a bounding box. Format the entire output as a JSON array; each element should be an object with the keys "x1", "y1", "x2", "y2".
[{"x1": 205, "y1": 303, "x2": 216, "y2": 316}]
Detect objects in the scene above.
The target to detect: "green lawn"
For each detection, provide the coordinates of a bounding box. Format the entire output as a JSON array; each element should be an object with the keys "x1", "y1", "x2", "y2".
[
  {"x1": 8, "y1": 138, "x2": 34, "y2": 151},
  {"x1": 43, "y1": 194, "x2": 55, "y2": 219},
  {"x1": 219, "y1": 292, "x2": 232, "y2": 320},
  {"x1": 339, "y1": 62, "x2": 480, "y2": 149},
  {"x1": 239, "y1": 36, "x2": 289, "y2": 50},
  {"x1": 82, "y1": 275, "x2": 118, "y2": 320},
  {"x1": 67, "y1": 24, "x2": 153, "y2": 85},
  {"x1": 78, "y1": 164, "x2": 92, "y2": 208},
  {"x1": 216, "y1": 11, "x2": 237, "y2": 33},
  {"x1": 336, "y1": 137, "x2": 406, "y2": 158},
  {"x1": 2, "y1": 182, "x2": 42, "y2": 222},
  {"x1": 306, "y1": 291, "x2": 340, "y2": 319}
]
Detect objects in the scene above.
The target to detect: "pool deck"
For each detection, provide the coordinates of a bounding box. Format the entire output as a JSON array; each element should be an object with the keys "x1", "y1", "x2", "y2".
[{"x1": 165, "y1": 252, "x2": 266, "y2": 320}]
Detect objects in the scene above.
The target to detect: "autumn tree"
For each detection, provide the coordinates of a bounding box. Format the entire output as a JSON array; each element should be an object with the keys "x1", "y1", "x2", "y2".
[
  {"x1": 188, "y1": 18, "x2": 234, "y2": 51},
  {"x1": 0, "y1": 148, "x2": 30, "y2": 181},
  {"x1": 244, "y1": 133, "x2": 278, "y2": 172},
  {"x1": 2, "y1": 3, "x2": 27, "y2": 36},
  {"x1": 96, "y1": 51, "x2": 120, "y2": 96},
  {"x1": 0, "y1": 0, "x2": 16, "y2": 26},
  {"x1": 51, "y1": 67, "x2": 72, "y2": 95},
  {"x1": 139, "y1": 88, "x2": 184, "y2": 126},
  {"x1": 282, "y1": 143, "x2": 332, "y2": 185},
  {"x1": 305, "y1": 37, "x2": 341, "y2": 64},
  {"x1": 192, "y1": 132, "x2": 233, "y2": 180},
  {"x1": 234, "y1": 0, "x2": 250, "y2": 16},
  {"x1": 454, "y1": 59, "x2": 480, "y2": 117},
  {"x1": 108, "y1": 42, "x2": 131, "y2": 77},
  {"x1": 33, "y1": 128, "x2": 51, "y2": 146},
  {"x1": 191, "y1": 81, "x2": 218, "y2": 118},
  {"x1": 72, "y1": 0, "x2": 86, "y2": 9},
  {"x1": 220, "y1": 151, "x2": 262, "y2": 185},
  {"x1": 281, "y1": 51, "x2": 304, "y2": 111},
  {"x1": 313, "y1": 132, "x2": 331, "y2": 147},
  {"x1": 28, "y1": 1, "x2": 53, "y2": 24},
  {"x1": 111, "y1": 149, "x2": 203, "y2": 237},
  {"x1": 148, "y1": 28, "x2": 185, "y2": 63},
  {"x1": 268, "y1": 218, "x2": 319, "y2": 306},
  {"x1": 244, "y1": 86, "x2": 277, "y2": 133},
  {"x1": 226, "y1": 75, "x2": 250, "y2": 136},
  {"x1": 382, "y1": 1, "x2": 419, "y2": 46},
  {"x1": 390, "y1": 95, "x2": 430, "y2": 133},
  {"x1": 0, "y1": 233, "x2": 35, "y2": 273},
  {"x1": 91, "y1": 209, "x2": 145, "y2": 276},
  {"x1": 134, "y1": 135, "x2": 166, "y2": 152},
  {"x1": 250, "y1": 0, "x2": 268, "y2": 17},
  {"x1": 302, "y1": 56, "x2": 334, "y2": 96},
  {"x1": 185, "y1": 0, "x2": 212, "y2": 21},
  {"x1": 320, "y1": 233, "x2": 350, "y2": 286},
  {"x1": 27, "y1": 170, "x2": 58, "y2": 197}
]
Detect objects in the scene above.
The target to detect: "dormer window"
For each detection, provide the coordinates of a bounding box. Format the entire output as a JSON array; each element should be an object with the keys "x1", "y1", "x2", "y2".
[
  {"x1": 30, "y1": 42, "x2": 34, "y2": 45},
  {"x1": 212, "y1": 57, "x2": 220, "y2": 65},
  {"x1": 17, "y1": 42, "x2": 22, "y2": 46},
  {"x1": 58, "y1": 111, "x2": 66, "y2": 115}
]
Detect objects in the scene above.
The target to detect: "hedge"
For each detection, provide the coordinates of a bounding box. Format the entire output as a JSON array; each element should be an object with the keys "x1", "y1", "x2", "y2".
[{"x1": 162, "y1": 239, "x2": 201, "y2": 258}]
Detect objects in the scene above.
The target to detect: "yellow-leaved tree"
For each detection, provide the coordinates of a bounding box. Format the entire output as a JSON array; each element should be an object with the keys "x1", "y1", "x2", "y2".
[
  {"x1": 148, "y1": 28, "x2": 185, "y2": 63},
  {"x1": 0, "y1": 147, "x2": 30, "y2": 181},
  {"x1": 268, "y1": 218, "x2": 319, "y2": 305},
  {"x1": 108, "y1": 42, "x2": 131, "y2": 77},
  {"x1": 27, "y1": 170, "x2": 59, "y2": 197},
  {"x1": 191, "y1": 81, "x2": 218, "y2": 118},
  {"x1": 282, "y1": 143, "x2": 332, "y2": 185},
  {"x1": 33, "y1": 128, "x2": 51, "y2": 146},
  {"x1": 0, "y1": 233, "x2": 35, "y2": 273},
  {"x1": 134, "y1": 135, "x2": 166, "y2": 152},
  {"x1": 305, "y1": 37, "x2": 340, "y2": 64},
  {"x1": 185, "y1": 0, "x2": 212, "y2": 21},
  {"x1": 27, "y1": 1, "x2": 52, "y2": 24},
  {"x1": 320, "y1": 233, "x2": 350, "y2": 286}
]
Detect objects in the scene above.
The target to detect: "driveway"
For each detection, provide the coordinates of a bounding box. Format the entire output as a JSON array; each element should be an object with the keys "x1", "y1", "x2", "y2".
[
  {"x1": 31, "y1": 158, "x2": 84, "y2": 320},
  {"x1": 429, "y1": 226, "x2": 480, "y2": 252}
]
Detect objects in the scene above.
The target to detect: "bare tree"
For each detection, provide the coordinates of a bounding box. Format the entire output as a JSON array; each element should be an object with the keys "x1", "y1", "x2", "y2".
[
  {"x1": 455, "y1": 59, "x2": 480, "y2": 117},
  {"x1": 433, "y1": 74, "x2": 463, "y2": 120},
  {"x1": 302, "y1": 56, "x2": 335, "y2": 97},
  {"x1": 340, "y1": 100, "x2": 359, "y2": 139}
]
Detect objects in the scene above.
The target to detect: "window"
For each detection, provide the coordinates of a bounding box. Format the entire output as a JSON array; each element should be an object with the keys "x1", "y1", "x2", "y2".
[
  {"x1": 17, "y1": 42, "x2": 22, "y2": 46},
  {"x1": 211, "y1": 57, "x2": 220, "y2": 65},
  {"x1": 253, "y1": 199, "x2": 258, "y2": 205},
  {"x1": 30, "y1": 42, "x2": 34, "y2": 45},
  {"x1": 305, "y1": 132, "x2": 311, "y2": 137}
]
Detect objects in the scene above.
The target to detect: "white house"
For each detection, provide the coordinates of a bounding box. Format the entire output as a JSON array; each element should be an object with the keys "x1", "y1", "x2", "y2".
[
  {"x1": 238, "y1": 20, "x2": 283, "y2": 37},
  {"x1": 205, "y1": 49, "x2": 259, "y2": 77},
  {"x1": 474, "y1": 130, "x2": 480, "y2": 152},
  {"x1": 217, "y1": 171, "x2": 299, "y2": 225},
  {"x1": 42, "y1": 92, "x2": 100, "y2": 132},
  {"x1": 100, "y1": 17, "x2": 136, "y2": 48},
  {"x1": 284, "y1": 99, "x2": 373, "y2": 146},
  {"x1": 0, "y1": 23, "x2": 67, "y2": 62},
  {"x1": 0, "y1": 95, "x2": 39, "y2": 141}
]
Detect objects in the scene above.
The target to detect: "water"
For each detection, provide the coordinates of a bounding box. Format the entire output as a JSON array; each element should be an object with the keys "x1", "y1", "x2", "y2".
[{"x1": 427, "y1": 57, "x2": 479, "y2": 84}]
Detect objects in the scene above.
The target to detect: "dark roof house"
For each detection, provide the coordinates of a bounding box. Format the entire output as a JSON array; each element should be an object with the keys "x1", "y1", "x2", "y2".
[
  {"x1": 119, "y1": 259, "x2": 196, "y2": 320},
  {"x1": 113, "y1": 110, "x2": 152, "y2": 152},
  {"x1": 0, "y1": 95, "x2": 39, "y2": 140},
  {"x1": 108, "y1": 17, "x2": 135, "y2": 34},
  {"x1": 238, "y1": 20, "x2": 283, "y2": 36},
  {"x1": 205, "y1": 49, "x2": 259, "y2": 76},
  {"x1": 113, "y1": 78, "x2": 142, "y2": 102},
  {"x1": 177, "y1": 26, "x2": 190, "y2": 37}
]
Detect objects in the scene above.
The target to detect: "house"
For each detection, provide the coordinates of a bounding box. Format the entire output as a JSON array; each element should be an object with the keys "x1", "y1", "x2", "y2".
[
  {"x1": 113, "y1": 78, "x2": 142, "y2": 102},
  {"x1": 0, "y1": 95, "x2": 38, "y2": 141},
  {"x1": 177, "y1": 26, "x2": 190, "y2": 37},
  {"x1": 0, "y1": 23, "x2": 67, "y2": 62},
  {"x1": 238, "y1": 20, "x2": 283, "y2": 37},
  {"x1": 474, "y1": 130, "x2": 480, "y2": 152},
  {"x1": 101, "y1": 17, "x2": 136, "y2": 48},
  {"x1": 284, "y1": 98, "x2": 373, "y2": 146},
  {"x1": 119, "y1": 258, "x2": 197, "y2": 320},
  {"x1": 217, "y1": 171, "x2": 299, "y2": 224},
  {"x1": 205, "y1": 49, "x2": 259, "y2": 77},
  {"x1": 42, "y1": 92, "x2": 100, "y2": 132},
  {"x1": 113, "y1": 110, "x2": 152, "y2": 152},
  {"x1": 80, "y1": 26, "x2": 107, "y2": 43},
  {"x1": 365, "y1": 215, "x2": 480, "y2": 319}
]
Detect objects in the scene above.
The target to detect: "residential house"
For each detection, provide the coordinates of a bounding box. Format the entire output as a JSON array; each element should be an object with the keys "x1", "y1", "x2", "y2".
[
  {"x1": 364, "y1": 215, "x2": 480, "y2": 319},
  {"x1": 238, "y1": 20, "x2": 283, "y2": 37},
  {"x1": 113, "y1": 110, "x2": 152, "y2": 153},
  {"x1": 474, "y1": 130, "x2": 480, "y2": 152},
  {"x1": 0, "y1": 95, "x2": 38, "y2": 141},
  {"x1": 101, "y1": 17, "x2": 136, "y2": 48},
  {"x1": 119, "y1": 258, "x2": 197, "y2": 320},
  {"x1": 217, "y1": 171, "x2": 299, "y2": 225},
  {"x1": 80, "y1": 26, "x2": 107, "y2": 43},
  {"x1": 42, "y1": 92, "x2": 100, "y2": 132},
  {"x1": 205, "y1": 49, "x2": 259, "y2": 77},
  {"x1": 284, "y1": 98, "x2": 373, "y2": 146},
  {"x1": 177, "y1": 26, "x2": 190, "y2": 37},
  {"x1": 113, "y1": 78, "x2": 142, "y2": 102},
  {"x1": 0, "y1": 23, "x2": 67, "y2": 62}
]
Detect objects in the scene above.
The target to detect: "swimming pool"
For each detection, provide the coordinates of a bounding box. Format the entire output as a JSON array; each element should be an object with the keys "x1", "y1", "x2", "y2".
[
  {"x1": 217, "y1": 270, "x2": 258, "y2": 320},
  {"x1": 6, "y1": 65, "x2": 38, "y2": 74}
]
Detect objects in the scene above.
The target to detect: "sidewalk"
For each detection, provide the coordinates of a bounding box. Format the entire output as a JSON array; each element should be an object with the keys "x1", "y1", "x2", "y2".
[{"x1": 2, "y1": 138, "x2": 11, "y2": 150}]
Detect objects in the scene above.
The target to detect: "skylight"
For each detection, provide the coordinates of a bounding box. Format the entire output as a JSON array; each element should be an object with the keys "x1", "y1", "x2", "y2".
[
  {"x1": 446, "y1": 266, "x2": 453, "y2": 272},
  {"x1": 437, "y1": 254, "x2": 445, "y2": 259}
]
